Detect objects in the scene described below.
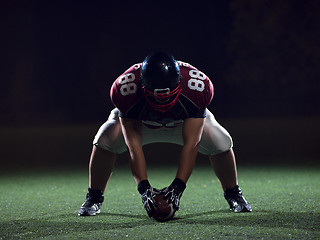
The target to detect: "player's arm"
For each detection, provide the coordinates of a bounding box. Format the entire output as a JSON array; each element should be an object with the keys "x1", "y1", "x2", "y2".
[
  {"x1": 176, "y1": 117, "x2": 205, "y2": 182},
  {"x1": 119, "y1": 117, "x2": 158, "y2": 217},
  {"x1": 162, "y1": 117, "x2": 205, "y2": 210},
  {"x1": 119, "y1": 118, "x2": 147, "y2": 183}
]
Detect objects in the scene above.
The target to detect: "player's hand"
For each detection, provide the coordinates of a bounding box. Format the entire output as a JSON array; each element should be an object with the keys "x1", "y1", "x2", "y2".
[
  {"x1": 161, "y1": 178, "x2": 186, "y2": 211},
  {"x1": 140, "y1": 187, "x2": 160, "y2": 217}
]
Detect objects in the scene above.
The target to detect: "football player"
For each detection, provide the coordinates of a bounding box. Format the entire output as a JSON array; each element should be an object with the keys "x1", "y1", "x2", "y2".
[{"x1": 78, "y1": 51, "x2": 252, "y2": 217}]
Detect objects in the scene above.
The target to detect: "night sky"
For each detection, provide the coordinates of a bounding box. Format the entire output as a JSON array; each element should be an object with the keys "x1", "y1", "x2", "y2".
[{"x1": 1, "y1": 0, "x2": 320, "y2": 126}]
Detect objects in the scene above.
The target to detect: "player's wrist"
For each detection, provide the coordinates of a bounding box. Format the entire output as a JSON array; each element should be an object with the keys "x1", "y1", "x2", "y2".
[
  {"x1": 171, "y1": 178, "x2": 186, "y2": 192},
  {"x1": 138, "y1": 179, "x2": 151, "y2": 194}
]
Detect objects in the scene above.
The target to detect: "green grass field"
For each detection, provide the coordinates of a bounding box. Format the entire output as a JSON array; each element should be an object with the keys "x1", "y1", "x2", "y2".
[{"x1": 0, "y1": 165, "x2": 319, "y2": 240}]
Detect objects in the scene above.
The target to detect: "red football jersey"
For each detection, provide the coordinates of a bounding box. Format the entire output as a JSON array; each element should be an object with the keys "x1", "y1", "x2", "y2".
[{"x1": 110, "y1": 61, "x2": 214, "y2": 128}]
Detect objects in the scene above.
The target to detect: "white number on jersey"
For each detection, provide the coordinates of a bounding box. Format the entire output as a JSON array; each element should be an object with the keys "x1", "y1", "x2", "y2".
[
  {"x1": 188, "y1": 70, "x2": 206, "y2": 92},
  {"x1": 118, "y1": 73, "x2": 137, "y2": 96}
]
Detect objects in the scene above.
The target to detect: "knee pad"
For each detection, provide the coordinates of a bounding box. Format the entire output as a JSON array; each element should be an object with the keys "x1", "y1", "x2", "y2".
[
  {"x1": 93, "y1": 109, "x2": 127, "y2": 154},
  {"x1": 198, "y1": 110, "x2": 233, "y2": 155}
]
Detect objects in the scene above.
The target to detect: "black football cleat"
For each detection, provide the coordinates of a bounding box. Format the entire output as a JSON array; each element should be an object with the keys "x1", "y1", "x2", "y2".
[
  {"x1": 224, "y1": 185, "x2": 252, "y2": 213},
  {"x1": 78, "y1": 188, "x2": 104, "y2": 216}
]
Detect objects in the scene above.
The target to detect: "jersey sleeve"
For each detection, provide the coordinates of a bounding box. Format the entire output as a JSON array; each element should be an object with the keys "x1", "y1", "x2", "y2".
[
  {"x1": 110, "y1": 63, "x2": 143, "y2": 115},
  {"x1": 178, "y1": 61, "x2": 214, "y2": 112}
]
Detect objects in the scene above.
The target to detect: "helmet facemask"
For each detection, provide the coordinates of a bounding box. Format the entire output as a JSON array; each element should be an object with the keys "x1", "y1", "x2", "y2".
[{"x1": 142, "y1": 84, "x2": 182, "y2": 112}]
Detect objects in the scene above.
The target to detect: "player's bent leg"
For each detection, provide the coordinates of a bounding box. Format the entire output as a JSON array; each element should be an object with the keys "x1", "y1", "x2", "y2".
[
  {"x1": 200, "y1": 110, "x2": 252, "y2": 213},
  {"x1": 209, "y1": 150, "x2": 252, "y2": 213},
  {"x1": 89, "y1": 145, "x2": 116, "y2": 192},
  {"x1": 209, "y1": 149, "x2": 252, "y2": 213},
  {"x1": 209, "y1": 149, "x2": 238, "y2": 190},
  {"x1": 78, "y1": 146, "x2": 117, "y2": 216},
  {"x1": 79, "y1": 109, "x2": 126, "y2": 216}
]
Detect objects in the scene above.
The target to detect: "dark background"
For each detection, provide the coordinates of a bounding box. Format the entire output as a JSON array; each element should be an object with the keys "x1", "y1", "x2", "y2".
[{"x1": 1, "y1": 0, "x2": 319, "y2": 169}]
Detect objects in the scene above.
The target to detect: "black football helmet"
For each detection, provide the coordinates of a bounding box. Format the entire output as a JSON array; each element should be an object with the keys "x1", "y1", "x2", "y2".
[{"x1": 140, "y1": 51, "x2": 182, "y2": 112}]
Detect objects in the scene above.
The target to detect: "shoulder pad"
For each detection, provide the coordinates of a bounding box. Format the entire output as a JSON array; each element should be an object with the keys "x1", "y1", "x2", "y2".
[
  {"x1": 110, "y1": 63, "x2": 144, "y2": 113},
  {"x1": 178, "y1": 62, "x2": 214, "y2": 110}
]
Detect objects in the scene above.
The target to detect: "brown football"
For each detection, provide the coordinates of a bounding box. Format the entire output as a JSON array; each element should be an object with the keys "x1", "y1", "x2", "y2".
[{"x1": 152, "y1": 194, "x2": 176, "y2": 222}]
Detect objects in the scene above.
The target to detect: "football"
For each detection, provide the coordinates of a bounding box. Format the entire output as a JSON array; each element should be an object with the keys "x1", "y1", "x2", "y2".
[{"x1": 152, "y1": 194, "x2": 176, "y2": 222}]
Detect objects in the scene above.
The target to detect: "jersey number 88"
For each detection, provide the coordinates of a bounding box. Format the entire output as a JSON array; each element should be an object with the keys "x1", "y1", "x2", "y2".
[
  {"x1": 119, "y1": 73, "x2": 137, "y2": 96},
  {"x1": 188, "y1": 70, "x2": 206, "y2": 92}
]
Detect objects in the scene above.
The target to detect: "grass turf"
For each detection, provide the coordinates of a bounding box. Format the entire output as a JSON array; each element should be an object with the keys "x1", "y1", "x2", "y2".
[{"x1": 0, "y1": 165, "x2": 319, "y2": 239}]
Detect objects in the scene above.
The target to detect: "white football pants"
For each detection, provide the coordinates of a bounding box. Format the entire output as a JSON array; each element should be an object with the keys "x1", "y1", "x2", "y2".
[{"x1": 93, "y1": 108, "x2": 233, "y2": 156}]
